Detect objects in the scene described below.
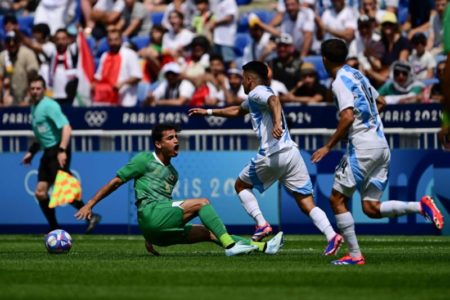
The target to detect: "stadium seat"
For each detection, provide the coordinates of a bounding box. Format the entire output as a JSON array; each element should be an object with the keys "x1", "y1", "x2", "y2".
[
  {"x1": 303, "y1": 55, "x2": 329, "y2": 81},
  {"x1": 131, "y1": 36, "x2": 150, "y2": 51},
  {"x1": 236, "y1": 0, "x2": 252, "y2": 5},
  {"x1": 151, "y1": 12, "x2": 164, "y2": 26},
  {"x1": 18, "y1": 15, "x2": 34, "y2": 36},
  {"x1": 234, "y1": 33, "x2": 250, "y2": 57}
]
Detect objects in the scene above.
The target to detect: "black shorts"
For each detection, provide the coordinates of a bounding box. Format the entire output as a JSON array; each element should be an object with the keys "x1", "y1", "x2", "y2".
[{"x1": 38, "y1": 145, "x2": 72, "y2": 184}]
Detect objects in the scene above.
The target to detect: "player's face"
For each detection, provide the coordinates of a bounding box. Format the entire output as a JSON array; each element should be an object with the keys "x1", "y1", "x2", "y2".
[{"x1": 159, "y1": 129, "x2": 180, "y2": 158}]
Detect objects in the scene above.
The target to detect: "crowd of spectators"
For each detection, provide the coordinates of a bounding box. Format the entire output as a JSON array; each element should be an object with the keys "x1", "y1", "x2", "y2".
[{"x1": 0, "y1": 0, "x2": 448, "y2": 108}]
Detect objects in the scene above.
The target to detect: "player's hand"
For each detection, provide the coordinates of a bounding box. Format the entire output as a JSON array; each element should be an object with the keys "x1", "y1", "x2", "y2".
[
  {"x1": 311, "y1": 146, "x2": 330, "y2": 163},
  {"x1": 22, "y1": 152, "x2": 33, "y2": 165},
  {"x1": 57, "y1": 152, "x2": 67, "y2": 168},
  {"x1": 75, "y1": 205, "x2": 93, "y2": 220},
  {"x1": 188, "y1": 108, "x2": 207, "y2": 117},
  {"x1": 272, "y1": 123, "x2": 283, "y2": 139}
]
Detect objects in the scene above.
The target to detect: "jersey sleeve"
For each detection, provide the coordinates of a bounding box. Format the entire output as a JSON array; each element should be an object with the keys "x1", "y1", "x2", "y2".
[
  {"x1": 248, "y1": 86, "x2": 274, "y2": 105},
  {"x1": 116, "y1": 152, "x2": 150, "y2": 182},
  {"x1": 47, "y1": 101, "x2": 69, "y2": 129},
  {"x1": 241, "y1": 98, "x2": 250, "y2": 111},
  {"x1": 332, "y1": 76, "x2": 355, "y2": 112}
]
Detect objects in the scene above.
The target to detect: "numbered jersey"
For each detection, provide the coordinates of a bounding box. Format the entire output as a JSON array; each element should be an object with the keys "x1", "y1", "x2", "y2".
[{"x1": 332, "y1": 65, "x2": 389, "y2": 150}]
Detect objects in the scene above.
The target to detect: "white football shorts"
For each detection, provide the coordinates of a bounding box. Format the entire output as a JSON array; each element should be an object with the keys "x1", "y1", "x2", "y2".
[
  {"x1": 333, "y1": 147, "x2": 390, "y2": 201},
  {"x1": 239, "y1": 147, "x2": 313, "y2": 195}
]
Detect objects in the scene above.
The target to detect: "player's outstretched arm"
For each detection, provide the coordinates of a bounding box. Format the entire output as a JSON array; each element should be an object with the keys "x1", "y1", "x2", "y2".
[
  {"x1": 312, "y1": 107, "x2": 355, "y2": 163},
  {"x1": 188, "y1": 105, "x2": 247, "y2": 118},
  {"x1": 376, "y1": 96, "x2": 387, "y2": 113},
  {"x1": 75, "y1": 176, "x2": 124, "y2": 220},
  {"x1": 268, "y1": 95, "x2": 283, "y2": 139}
]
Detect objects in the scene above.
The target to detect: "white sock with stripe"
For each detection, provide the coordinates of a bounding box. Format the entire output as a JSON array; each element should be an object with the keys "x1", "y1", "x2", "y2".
[
  {"x1": 336, "y1": 212, "x2": 362, "y2": 258},
  {"x1": 309, "y1": 207, "x2": 336, "y2": 241},
  {"x1": 380, "y1": 201, "x2": 421, "y2": 218}
]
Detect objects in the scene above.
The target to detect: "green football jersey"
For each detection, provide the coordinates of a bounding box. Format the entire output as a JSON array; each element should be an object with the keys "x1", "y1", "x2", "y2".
[
  {"x1": 116, "y1": 152, "x2": 178, "y2": 207},
  {"x1": 31, "y1": 97, "x2": 69, "y2": 149}
]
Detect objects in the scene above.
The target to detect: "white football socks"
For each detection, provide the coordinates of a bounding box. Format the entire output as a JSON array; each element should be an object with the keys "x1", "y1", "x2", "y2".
[
  {"x1": 238, "y1": 189, "x2": 267, "y2": 226},
  {"x1": 309, "y1": 207, "x2": 336, "y2": 241},
  {"x1": 336, "y1": 212, "x2": 362, "y2": 258},
  {"x1": 380, "y1": 201, "x2": 421, "y2": 218}
]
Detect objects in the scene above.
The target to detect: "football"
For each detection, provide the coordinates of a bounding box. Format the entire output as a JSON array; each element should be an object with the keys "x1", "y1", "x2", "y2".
[{"x1": 44, "y1": 229, "x2": 72, "y2": 254}]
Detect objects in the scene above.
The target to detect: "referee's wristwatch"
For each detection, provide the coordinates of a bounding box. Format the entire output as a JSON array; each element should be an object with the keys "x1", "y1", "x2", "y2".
[{"x1": 58, "y1": 147, "x2": 66, "y2": 153}]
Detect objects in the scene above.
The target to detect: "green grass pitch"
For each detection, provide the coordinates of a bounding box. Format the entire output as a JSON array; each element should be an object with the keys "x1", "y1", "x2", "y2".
[{"x1": 1, "y1": 234, "x2": 449, "y2": 300}]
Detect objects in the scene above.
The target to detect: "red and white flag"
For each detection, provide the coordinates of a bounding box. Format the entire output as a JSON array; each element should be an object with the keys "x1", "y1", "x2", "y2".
[{"x1": 74, "y1": 31, "x2": 95, "y2": 107}]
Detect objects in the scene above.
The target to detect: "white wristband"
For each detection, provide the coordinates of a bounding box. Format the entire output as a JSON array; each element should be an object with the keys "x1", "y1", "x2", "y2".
[{"x1": 207, "y1": 109, "x2": 213, "y2": 116}]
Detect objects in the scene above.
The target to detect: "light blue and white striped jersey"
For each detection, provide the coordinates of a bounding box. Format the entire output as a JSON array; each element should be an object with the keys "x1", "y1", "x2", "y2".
[
  {"x1": 241, "y1": 85, "x2": 296, "y2": 156},
  {"x1": 332, "y1": 65, "x2": 389, "y2": 150}
]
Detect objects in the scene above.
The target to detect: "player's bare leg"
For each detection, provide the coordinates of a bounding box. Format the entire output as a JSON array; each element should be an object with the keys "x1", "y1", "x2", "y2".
[
  {"x1": 293, "y1": 192, "x2": 343, "y2": 256},
  {"x1": 235, "y1": 179, "x2": 272, "y2": 241},
  {"x1": 330, "y1": 189, "x2": 365, "y2": 265}
]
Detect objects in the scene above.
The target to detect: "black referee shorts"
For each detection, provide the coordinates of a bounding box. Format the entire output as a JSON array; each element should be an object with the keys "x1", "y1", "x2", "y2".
[{"x1": 38, "y1": 145, "x2": 72, "y2": 184}]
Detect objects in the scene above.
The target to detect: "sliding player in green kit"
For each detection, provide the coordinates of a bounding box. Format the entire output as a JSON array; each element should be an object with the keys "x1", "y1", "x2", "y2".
[{"x1": 75, "y1": 124, "x2": 284, "y2": 256}]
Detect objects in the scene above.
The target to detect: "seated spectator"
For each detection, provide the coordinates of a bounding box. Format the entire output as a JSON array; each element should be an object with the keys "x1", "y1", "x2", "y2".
[
  {"x1": 119, "y1": 0, "x2": 152, "y2": 38},
  {"x1": 430, "y1": 59, "x2": 447, "y2": 102},
  {"x1": 182, "y1": 35, "x2": 211, "y2": 80},
  {"x1": 0, "y1": 31, "x2": 39, "y2": 106},
  {"x1": 268, "y1": 33, "x2": 302, "y2": 90},
  {"x1": 162, "y1": 11, "x2": 195, "y2": 62},
  {"x1": 3, "y1": 14, "x2": 19, "y2": 33},
  {"x1": 29, "y1": 23, "x2": 52, "y2": 87},
  {"x1": 191, "y1": 0, "x2": 214, "y2": 42},
  {"x1": 282, "y1": 62, "x2": 329, "y2": 105},
  {"x1": 242, "y1": 20, "x2": 272, "y2": 64},
  {"x1": 257, "y1": 0, "x2": 315, "y2": 58},
  {"x1": 93, "y1": 29, "x2": 142, "y2": 106},
  {"x1": 316, "y1": 0, "x2": 357, "y2": 44},
  {"x1": 34, "y1": 0, "x2": 77, "y2": 35},
  {"x1": 428, "y1": 0, "x2": 447, "y2": 55},
  {"x1": 268, "y1": 66, "x2": 288, "y2": 97},
  {"x1": 144, "y1": 62, "x2": 195, "y2": 106},
  {"x1": 367, "y1": 12, "x2": 411, "y2": 87},
  {"x1": 23, "y1": 28, "x2": 79, "y2": 106},
  {"x1": 378, "y1": 60, "x2": 425, "y2": 104},
  {"x1": 161, "y1": 0, "x2": 196, "y2": 31},
  {"x1": 139, "y1": 25, "x2": 166, "y2": 85},
  {"x1": 90, "y1": 0, "x2": 125, "y2": 40},
  {"x1": 359, "y1": 0, "x2": 387, "y2": 26},
  {"x1": 402, "y1": 0, "x2": 435, "y2": 37},
  {"x1": 409, "y1": 33, "x2": 436, "y2": 80},
  {"x1": 202, "y1": 54, "x2": 228, "y2": 106},
  {"x1": 210, "y1": 0, "x2": 238, "y2": 65},
  {"x1": 224, "y1": 68, "x2": 246, "y2": 105},
  {"x1": 348, "y1": 15, "x2": 384, "y2": 74}
]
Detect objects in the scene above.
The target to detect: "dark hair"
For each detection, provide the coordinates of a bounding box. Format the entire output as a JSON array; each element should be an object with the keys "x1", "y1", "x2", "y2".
[
  {"x1": 151, "y1": 24, "x2": 166, "y2": 34},
  {"x1": 29, "y1": 75, "x2": 47, "y2": 89},
  {"x1": 32, "y1": 23, "x2": 51, "y2": 39},
  {"x1": 411, "y1": 33, "x2": 427, "y2": 46},
  {"x1": 190, "y1": 35, "x2": 210, "y2": 51},
  {"x1": 169, "y1": 10, "x2": 184, "y2": 21},
  {"x1": 194, "y1": 0, "x2": 209, "y2": 4},
  {"x1": 152, "y1": 124, "x2": 180, "y2": 145},
  {"x1": 54, "y1": 28, "x2": 69, "y2": 36},
  {"x1": 209, "y1": 53, "x2": 224, "y2": 63},
  {"x1": 321, "y1": 39, "x2": 348, "y2": 64},
  {"x1": 242, "y1": 61, "x2": 268, "y2": 83},
  {"x1": 4, "y1": 14, "x2": 18, "y2": 25}
]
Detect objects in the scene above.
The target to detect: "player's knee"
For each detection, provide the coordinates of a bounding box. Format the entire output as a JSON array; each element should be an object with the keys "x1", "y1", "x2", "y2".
[{"x1": 362, "y1": 201, "x2": 381, "y2": 218}]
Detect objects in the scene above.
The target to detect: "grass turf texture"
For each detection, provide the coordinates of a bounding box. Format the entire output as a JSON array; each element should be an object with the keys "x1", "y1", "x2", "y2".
[{"x1": 1, "y1": 235, "x2": 449, "y2": 300}]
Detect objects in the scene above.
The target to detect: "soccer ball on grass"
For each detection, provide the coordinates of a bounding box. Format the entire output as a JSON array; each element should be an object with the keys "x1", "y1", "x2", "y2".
[{"x1": 44, "y1": 229, "x2": 72, "y2": 254}]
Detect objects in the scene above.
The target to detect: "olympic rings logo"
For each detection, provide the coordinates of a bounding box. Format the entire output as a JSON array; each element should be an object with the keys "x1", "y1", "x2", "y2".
[
  {"x1": 205, "y1": 116, "x2": 227, "y2": 127},
  {"x1": 84, "y1": 110, "x2": 108, "y2": 127}
]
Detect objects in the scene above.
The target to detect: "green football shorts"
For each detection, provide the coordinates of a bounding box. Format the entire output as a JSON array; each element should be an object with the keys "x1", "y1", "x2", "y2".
[{"x1": 137, "y1": 200, "x2": 193, "y2": 246}]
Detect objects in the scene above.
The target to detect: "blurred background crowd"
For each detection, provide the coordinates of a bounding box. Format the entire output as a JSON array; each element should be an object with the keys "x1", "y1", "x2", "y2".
[{"x1": 0, "y1": 0, "x2": 448, "y2": 108}]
